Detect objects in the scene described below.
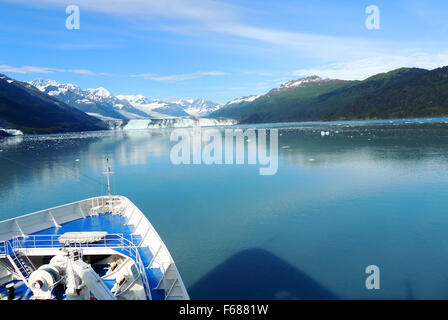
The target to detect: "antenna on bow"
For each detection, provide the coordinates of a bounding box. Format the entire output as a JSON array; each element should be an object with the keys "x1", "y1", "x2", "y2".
[{"x1": 103, "y1": 158, "x2": 114, "y2": 196}]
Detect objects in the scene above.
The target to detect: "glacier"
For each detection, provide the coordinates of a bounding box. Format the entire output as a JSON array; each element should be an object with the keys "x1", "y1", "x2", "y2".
[{"x1": 122, "y1": 117, "x2": 237, "y2": 130}]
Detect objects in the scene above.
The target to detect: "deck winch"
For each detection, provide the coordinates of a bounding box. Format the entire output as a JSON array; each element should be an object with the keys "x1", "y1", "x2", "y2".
[
  {"x1": 27, "y1": 248, "x2": 116, "y2": 300},
  {"x1": 28, "y1": 265, "x2": 61, "y2": 299}
]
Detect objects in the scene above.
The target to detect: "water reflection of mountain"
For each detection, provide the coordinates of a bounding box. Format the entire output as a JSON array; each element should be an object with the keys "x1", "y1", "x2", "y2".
[
  {"x1": 0, "y1": 129, "x2": 175, "y2": 196},
  {"x1": 2, "y1": 123, "x2": 448, "y2": 195},
  {"x1": 84, "y1": 129, "x2": 174, "y2": 168},
  {"x1": 0, "y1": 133, "x2": 102, "y2": 195}
]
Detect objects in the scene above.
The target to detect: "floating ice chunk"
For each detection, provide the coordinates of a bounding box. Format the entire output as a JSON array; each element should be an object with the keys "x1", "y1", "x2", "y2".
[{"x1": 0, "y1": 128, "x2": 23, "y2": 136}]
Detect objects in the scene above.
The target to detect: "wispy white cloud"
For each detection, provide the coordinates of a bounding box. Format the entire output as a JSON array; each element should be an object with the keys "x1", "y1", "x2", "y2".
[
  {"x1": 4, "y1": 0, "x2": 397, "y2": 61},
  {"x1": 3, "y1": 0, "x2": 240, "y2": 24},
  {"x1": 294, "y1": 51, "x2": 448, "y2": 80},
  {"x1": 4, "y1": 0, "x2": 448, "y2": 82},
  {"x1": 129, "y1": 73, "x2": 158, "y2": 78},
  {"x1": 0, "y1": 65, "x2": 55, "y2": 74},
  {"x1": 209, "y1": 23, "x2": 394, "y2": 60},
  {"x1": 0, "y1": 64, "x2": 108, "y2": 76},
  {"x1": 131, "y1": 71, "x2": 225, "y2": 82},
  {"x1": 0, "y1": 63, "x2": 224, "y2": 82}
]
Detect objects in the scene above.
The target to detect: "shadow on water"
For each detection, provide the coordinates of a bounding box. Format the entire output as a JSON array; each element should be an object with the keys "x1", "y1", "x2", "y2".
[
  {"x1": 189, "y1": 248, "x2": 339, "y2": 300},
  {"x1": 405, "y1": 280, "x2": 416, "y2": 300}
]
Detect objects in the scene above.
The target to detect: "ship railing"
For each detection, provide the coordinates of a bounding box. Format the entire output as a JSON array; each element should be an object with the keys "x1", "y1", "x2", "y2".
[
  {"x1": 10, "y1": 238, "x2": 36, "y2": 271},
  {"x1": 9, "y1": 234, "x2": 152, "y2": 299},
  {"x1": 90, "y1": 196, "x2": 126, "y2": 216},
  {"x1": 10, "y1": 234, "x2": 125, "y2": 249},
  {"x1": 0, "y1": 241, "x2": 7, "y2": 257}
]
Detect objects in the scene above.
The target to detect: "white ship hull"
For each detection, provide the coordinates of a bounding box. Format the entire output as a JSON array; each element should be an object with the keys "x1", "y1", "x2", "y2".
[{"x1": 0, "y1": 195, "x2": 189, "y2": 300}]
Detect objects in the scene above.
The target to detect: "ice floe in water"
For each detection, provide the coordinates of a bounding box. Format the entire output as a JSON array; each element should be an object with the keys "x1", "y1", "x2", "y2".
[{"x1": 0, "y1": 128, "x2": 23, "y2": 136}]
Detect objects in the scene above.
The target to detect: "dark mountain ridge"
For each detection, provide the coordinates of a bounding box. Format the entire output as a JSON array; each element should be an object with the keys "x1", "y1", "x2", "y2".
[
  {"x1": 211, "y1": 67, "x2": 448, "y2": 123},
  {"x1": 0, "y1": 74, "x2": 106, "y2": 134}
]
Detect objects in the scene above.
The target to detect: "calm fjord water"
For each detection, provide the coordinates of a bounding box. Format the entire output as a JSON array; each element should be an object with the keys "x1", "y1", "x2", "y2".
[{"x1": 2, "y1": 118, "x2": 448, "y2": 299}]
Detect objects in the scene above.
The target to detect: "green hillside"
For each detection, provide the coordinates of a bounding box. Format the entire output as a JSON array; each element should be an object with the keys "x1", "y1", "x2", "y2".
[{"x1": 211, "y1": 67, "x2": 448, "y2": 123}]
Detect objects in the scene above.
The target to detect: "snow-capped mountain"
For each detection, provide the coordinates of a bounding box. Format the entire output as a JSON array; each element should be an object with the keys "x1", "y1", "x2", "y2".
[
  {"x1": 30, "y1": 79, "x2": 83, "y2": 96},
  {"x1": 0, "y1": 75, "x2": 105, "y2": 134},
  {"x1": 174, "y1": 98, "x2": 221, "y2": 117},
  {"x1": 215, "y1": 76, "x2": 331, "y2": 109},
  {"x1": 209, "y1": 75, "x2": 340, "y2": 119},
  {"x1": 224, "y1": 94, "x2": 263, "y2": 106},
  {"x1": 85, "y1": 87, "x2": 113, "y2": 100},
  {"x1": 29, "y1": 79, "x2": 130, "y2": 119},
  {"x1": 28, "y1": 79, "x2": 221, "y2": 120},
  {"x1": 273, "y1": 75, "x2": 332, "y2": 92},
  {"x1": 116, "y1": 94, "x2": 189, "y2": 118}
]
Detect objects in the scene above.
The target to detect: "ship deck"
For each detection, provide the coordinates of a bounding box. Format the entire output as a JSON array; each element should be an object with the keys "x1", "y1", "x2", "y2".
[{"x1": 0, "y1": 213, "x2": 165, "y2": 300}]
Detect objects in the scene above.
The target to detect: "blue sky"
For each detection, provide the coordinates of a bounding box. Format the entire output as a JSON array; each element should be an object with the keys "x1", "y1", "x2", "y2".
[{"x1": 1, "y1": 0, "x2": 448, "y2": 103}]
